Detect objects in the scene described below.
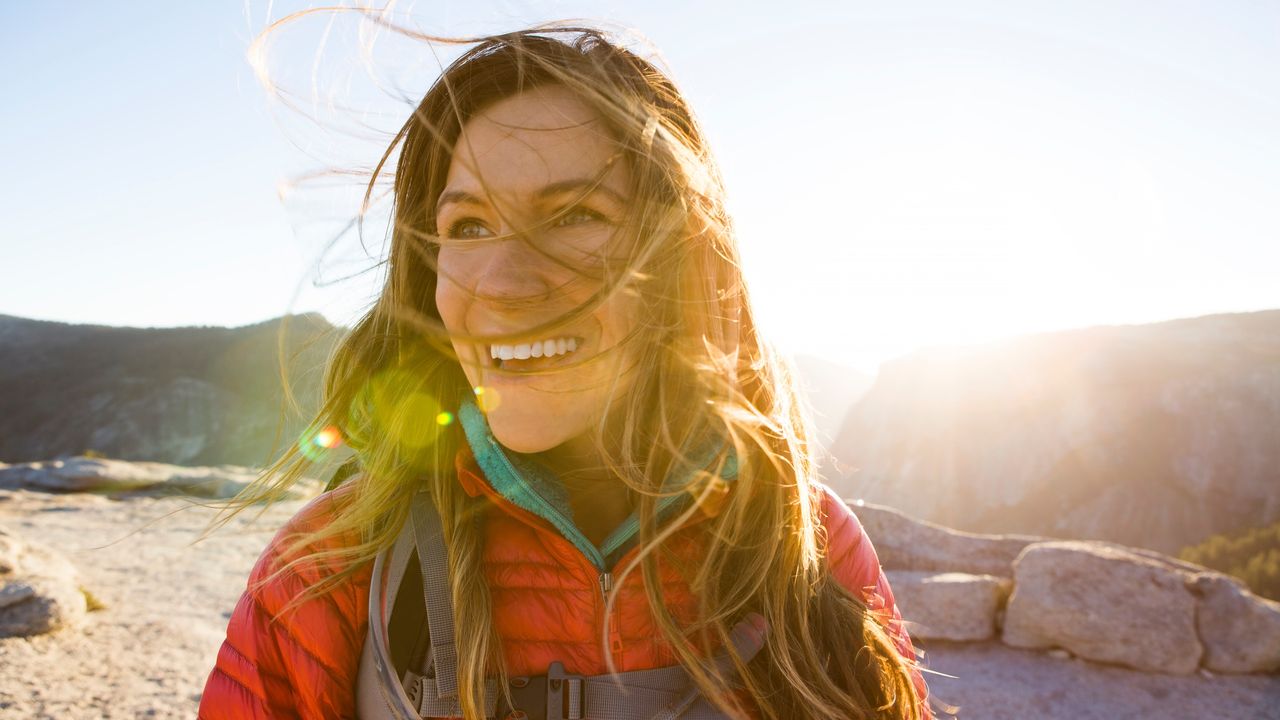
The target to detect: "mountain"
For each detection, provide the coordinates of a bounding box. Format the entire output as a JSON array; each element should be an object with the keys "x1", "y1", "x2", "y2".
[
  {"x1": 829, "y1": 310, "x2": 1280, "y2": 555},
  {"x1": 0, "y1": 313, "x2": 340, "y2": 467}
]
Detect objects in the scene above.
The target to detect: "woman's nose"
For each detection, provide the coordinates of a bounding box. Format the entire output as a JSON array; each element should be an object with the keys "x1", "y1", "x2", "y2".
[{"x1": 472, "y1": 234, "x2": 557, "y2": 309}]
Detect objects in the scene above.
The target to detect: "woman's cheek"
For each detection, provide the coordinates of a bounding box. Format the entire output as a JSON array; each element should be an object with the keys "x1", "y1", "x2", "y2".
[
  {"x1": 434, "y1": 256, "x2": 470, "y2": 332},
  {"x1": 433, "y1": 276, "x2": 473, "y2": 383}
]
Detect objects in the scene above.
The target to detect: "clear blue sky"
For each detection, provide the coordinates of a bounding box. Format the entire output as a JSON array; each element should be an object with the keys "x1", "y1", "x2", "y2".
[{"x1": 3, "y1": 1, "x2": 1278, "y2": 372}]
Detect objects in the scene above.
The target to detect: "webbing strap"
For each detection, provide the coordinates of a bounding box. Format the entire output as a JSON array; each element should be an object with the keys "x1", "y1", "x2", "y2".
[
  {"x1": 407, "y1": 667, "x2": 747, "y2": 720},
  {"x1": 362, "y1": 522, "x2": 425, "y2": 720},
  {"x1": 365, "y1": 490, "x2": 767, "y2": 720},
  {"x1": 411, "y1": 491, "x2": 460, "y2": 701}
]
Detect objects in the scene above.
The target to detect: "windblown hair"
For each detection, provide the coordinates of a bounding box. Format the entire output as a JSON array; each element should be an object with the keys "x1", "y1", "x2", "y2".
[{"x1": 214, "y1": 19, "x2": 927, "y2": 720}]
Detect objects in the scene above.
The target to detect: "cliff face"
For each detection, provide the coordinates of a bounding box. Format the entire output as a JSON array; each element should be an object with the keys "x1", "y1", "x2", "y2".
[
  {"x1": 0, "y1": 313, "x2": 339, "y2": 467},
  {"x1": 790, "y1": 354, "x2": 872, "y2": 445},
  {"x1": 830, "y1": 310, "x2": 1280, "y2": 555}
]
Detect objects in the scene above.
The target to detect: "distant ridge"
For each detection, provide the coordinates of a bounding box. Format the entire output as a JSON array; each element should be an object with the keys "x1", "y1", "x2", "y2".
[
  {"x1": 0, "y1": 313, "x2": 340, "y2": 466},
  {"x1": 831, "y1": 308, "x2": 1280, "y2": 555},
  {"x1": 0, "y1": 311, "x2": 334, "y2": 331}
]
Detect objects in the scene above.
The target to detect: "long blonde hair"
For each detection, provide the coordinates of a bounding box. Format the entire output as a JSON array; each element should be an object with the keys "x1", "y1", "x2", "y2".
[{"x1": 215, "y1": 21, "x2": 927, "y2": 720}]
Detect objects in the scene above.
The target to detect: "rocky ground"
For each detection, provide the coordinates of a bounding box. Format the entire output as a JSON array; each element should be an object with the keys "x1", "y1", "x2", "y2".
[
  {"x1": 0, "y1": 488, "x2": 1276, "y2": 719},
  {"x1": 921, "y1": 640, "x2": 1278, "y2": 718},
  {"x1": 0, "y1": 488, "x2": 305, "y2": 718}
]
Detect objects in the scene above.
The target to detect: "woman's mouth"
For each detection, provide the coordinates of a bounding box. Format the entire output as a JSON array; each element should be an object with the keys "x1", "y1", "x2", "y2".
[{"x1": 485, "y1": 335, "x2": 583, "y2": 371}]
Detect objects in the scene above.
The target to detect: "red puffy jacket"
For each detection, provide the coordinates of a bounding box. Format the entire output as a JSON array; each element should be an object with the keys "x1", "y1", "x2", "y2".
[{"x1": 199, "y1": 447, "x2": 931, "y2": 718}]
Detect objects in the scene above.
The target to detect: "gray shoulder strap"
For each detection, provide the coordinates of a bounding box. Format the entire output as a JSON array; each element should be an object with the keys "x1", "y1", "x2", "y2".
[
  {"x1": 411, "y1": 488, "x2": 460, "y2": 700},
  {"x1": 366, "y1": 489, "x2": 768, "y2": 720}
]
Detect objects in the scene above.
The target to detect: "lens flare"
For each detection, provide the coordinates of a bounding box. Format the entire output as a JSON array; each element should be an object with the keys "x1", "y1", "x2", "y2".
[
  {"x1": 314, "y1": 426, "x2": 343, "y2": 449},
  {"x1": 298, "y1": 424, "x2": 343, "y2": 461},
  {"x1": 342, "y1": 355, "x2": 466, "y2": 472},
  {"x1": 473, "y1": 385, "x2": 501, "y2": 412},
  {"x1": 349, "y1": 367, "x2": 452, "y2": 454},
  {"x1": 391, "y1": 392, "x2": 445, "y2": 450}
]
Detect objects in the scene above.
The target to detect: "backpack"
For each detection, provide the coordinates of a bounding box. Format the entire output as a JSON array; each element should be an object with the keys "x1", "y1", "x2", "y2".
[{"x1": 354, "y1": 484, "x2": 769, "y2": 720}]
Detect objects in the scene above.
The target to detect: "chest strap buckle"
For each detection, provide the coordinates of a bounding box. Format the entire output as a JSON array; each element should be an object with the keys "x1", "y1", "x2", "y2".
[{"x1": 496, "y1": 661, "x2": 586, "y2": 720}]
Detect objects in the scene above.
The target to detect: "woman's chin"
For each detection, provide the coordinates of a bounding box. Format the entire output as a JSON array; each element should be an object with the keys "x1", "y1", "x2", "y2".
[{"x1": 487, "y1": 417, "x2": 572, "y2": 455}]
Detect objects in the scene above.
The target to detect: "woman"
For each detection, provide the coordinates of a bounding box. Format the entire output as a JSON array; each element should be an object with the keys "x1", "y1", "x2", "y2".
[{"x1": 200, "y1": 25, "x2": 934, "y2": 720}]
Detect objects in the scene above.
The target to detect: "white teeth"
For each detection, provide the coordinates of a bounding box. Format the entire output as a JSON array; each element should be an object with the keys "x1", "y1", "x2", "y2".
[{"x1": 487, "y1": 336, "x2": 580, "y2": 364}]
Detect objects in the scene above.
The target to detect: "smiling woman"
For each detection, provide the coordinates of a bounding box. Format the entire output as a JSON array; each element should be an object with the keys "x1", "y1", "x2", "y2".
[
  {"x1": 199, "y1": 23, "x2": 936, "y2": 720},
  {"x1": 434, "y1": 84, "x2": 646, "y2": 543},
  {"x1": 435, "y1": 84, "x2": 643, "y2": 465}
]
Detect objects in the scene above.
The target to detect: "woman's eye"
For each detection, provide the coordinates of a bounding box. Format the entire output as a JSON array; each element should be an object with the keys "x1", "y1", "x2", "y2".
[{"x1": 443, "y1": 219, "x2": 492, "y2": 240}]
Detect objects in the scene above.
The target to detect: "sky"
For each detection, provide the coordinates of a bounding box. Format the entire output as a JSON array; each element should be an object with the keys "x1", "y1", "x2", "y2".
[{"x1": 2, "y1": 1, "x2": 1278, "y2": 373}]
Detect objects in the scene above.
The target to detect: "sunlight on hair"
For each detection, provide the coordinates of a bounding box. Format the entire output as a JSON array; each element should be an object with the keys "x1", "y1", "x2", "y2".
[
  {"x1": 393, "y1": 392, "x2": 445, "y2": 450},
  {"x1": 353, "y1": 367, "x2": 448, "y2": 452}
]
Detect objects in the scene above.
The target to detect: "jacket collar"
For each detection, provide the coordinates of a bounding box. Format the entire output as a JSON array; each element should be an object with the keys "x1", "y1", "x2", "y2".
[{"x1": 453, "y1": 396, "x2": 737, "y2": 569}]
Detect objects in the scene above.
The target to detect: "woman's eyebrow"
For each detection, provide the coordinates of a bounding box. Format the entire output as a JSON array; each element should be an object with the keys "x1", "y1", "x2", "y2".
[
  {"x1": 436, "y1": 178, "x2": 627, "y2": 215},
  {"x1": 435, "y1": 189, "x2": 484, "y2": 215},
  {"x1": 535, "y1": 179, "x2": 627, "y2": 205}
]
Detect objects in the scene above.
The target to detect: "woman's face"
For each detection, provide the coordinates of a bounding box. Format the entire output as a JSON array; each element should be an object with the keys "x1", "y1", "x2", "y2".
[{"x1": 434, "y1": 84, "x2": 639, "y2": 456}]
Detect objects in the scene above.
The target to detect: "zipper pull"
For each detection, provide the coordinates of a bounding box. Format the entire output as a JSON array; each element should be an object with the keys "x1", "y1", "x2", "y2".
[{"x1": 600, "y1": 571, "x2": 624, "y2": 656}]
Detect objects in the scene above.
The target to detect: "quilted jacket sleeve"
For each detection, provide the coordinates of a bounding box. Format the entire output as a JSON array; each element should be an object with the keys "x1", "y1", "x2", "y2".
[
  {"x1": 198, "y1": 487, "x2": 370, "y2": 720},
  {"x1": 817, "y1": 483, "x2": 934, "y2": 719}
]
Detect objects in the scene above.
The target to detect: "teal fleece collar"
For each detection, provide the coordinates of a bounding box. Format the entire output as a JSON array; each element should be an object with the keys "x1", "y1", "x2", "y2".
[{"x1": 457, "y1": 396, "x2": 736, "y2": 572}]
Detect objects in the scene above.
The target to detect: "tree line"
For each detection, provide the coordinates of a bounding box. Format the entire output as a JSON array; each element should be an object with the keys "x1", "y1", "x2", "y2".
[{"x1": 1179, "y1": 521, "x2": 1280, "y2": 602}]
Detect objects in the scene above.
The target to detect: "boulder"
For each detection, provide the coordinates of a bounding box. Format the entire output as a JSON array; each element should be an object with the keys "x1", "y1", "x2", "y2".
[
  {"x1": 0, "y1": 525, "x2": 87, "y2": 637},
  {"x1": 0, "y1": 457, "x2": 159, "y2": 493},
  {"x1": 1189, "y1": 572, "x2": 1280, "y2": 674},
  {"x1": 0, "y1": 457, "x2": 318, "y2": 499},
  {"x1": 885, "y1": 570, "x2": 1012, "y2": 641},
  {"x1": 852, "y1": 501, "x2": 1042, "y2": 577},
  {"x1": 1002, "y1": 541, "x2": 1202, "y2": 675},
  {"x1": 0, "y1": 530, "x2": 20, "y2": 574}
]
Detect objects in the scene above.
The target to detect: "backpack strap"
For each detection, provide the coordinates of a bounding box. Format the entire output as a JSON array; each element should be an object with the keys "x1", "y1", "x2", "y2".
[
  {"x1": 363, "y1": 504, "x2": 431, "y2": 720},
  {"x1": 367, "y1": 490, "x2": 768, "y2": 720},
  {"x1": 410, "y1": 486, "x2": 461, "y2": 703}
]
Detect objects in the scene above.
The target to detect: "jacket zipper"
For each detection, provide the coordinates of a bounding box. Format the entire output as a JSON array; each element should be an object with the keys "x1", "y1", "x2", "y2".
[
  {"x1": 483, "y1": 449, "x2": 635, "y2": 659},
  {"x1": 470, "y1": 448, "x2": 711, "y2": 664},
  {"x1": 598, "y1": 570, "x2": 625, "y2": 657},
  {"x1": 596, "y1": 537, "x2": 661, "y2": 660}
]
